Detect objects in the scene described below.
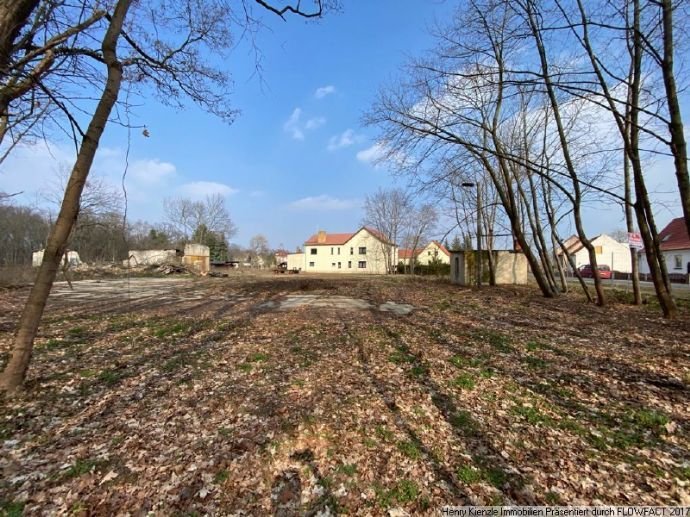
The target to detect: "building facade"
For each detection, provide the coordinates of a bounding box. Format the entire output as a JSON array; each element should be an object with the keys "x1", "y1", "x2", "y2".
[
  {"x1": 289, "y1": 227, "x2": 398, "y2": 274},
  {"x1": 638, "y1": 218, "x2": 690, "y2": 278},
  {"x1": 555, "y1": 234, "x2": 633, "y2": 273}
]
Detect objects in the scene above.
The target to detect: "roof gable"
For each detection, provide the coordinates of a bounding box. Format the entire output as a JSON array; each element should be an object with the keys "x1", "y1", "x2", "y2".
[{"x1": 658, "y1": 217, "x2": 690, "y2": 251}]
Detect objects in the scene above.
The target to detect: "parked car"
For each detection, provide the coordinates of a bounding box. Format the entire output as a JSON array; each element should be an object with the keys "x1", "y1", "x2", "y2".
[{"x1": 579, "y1": 264, "x2": 612, "y2": 279}]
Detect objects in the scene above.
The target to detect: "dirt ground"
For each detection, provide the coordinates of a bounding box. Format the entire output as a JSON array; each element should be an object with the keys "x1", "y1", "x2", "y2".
[{"x1": 0, "y1": 273, "x2": 689, "y2": 515}]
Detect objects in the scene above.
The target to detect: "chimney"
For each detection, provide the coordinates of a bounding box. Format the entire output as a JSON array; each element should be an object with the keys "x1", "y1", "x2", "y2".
[{"x1": 317, "y1": 230, "x2": 327, "y2": 243}]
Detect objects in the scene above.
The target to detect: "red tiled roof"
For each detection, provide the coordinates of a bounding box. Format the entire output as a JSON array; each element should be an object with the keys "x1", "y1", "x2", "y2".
[
  {"x1": 304, "y1": 232, "x2": 355, "y2": 245},
  {"x1": 304, "y1": 227, "x2": 396, "y2": 246},
  {"x1": 398, "y1": 248, "x2": 421, "y2": 259},
  {"x1": 658, "y1": 217, "x2": 690, "y2": 251}
]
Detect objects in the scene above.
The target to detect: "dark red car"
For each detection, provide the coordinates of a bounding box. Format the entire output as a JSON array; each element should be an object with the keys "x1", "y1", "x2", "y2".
[{"x1": 579, "y1": 264, "x2": 613, "y2": 279}]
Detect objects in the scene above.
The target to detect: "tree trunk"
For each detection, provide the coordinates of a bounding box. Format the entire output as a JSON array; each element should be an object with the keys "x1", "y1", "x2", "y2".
[
  {"x1": 524, "y1": 0, "x2": 604, "y2": 305},
  {"x1": 629, "y1": 0, "x2": 676, "y2": 318},
  {"x1": 0, "y1": 0, "x2": 39, "y2": 80},
  {"x1": 0, "y1": 0, "x2": 132, "y2": 392},
  {"x1": 660, "y1": 0, "x2": 690, "y2": 238}
]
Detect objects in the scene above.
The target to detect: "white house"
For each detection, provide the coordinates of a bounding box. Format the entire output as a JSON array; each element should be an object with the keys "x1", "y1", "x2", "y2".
[
  {"x1": 639, "y1": 217, "x2": 690, "y2": 277},
  {"x1": 291, "y1": 227, "x2": 398, "y2": 274},
  {"x1": 555, "y1": 234, "x2": 632, "y2": 273},
  {"x1": 398, "y1": 241, "x2": 451, "y2": 266}
]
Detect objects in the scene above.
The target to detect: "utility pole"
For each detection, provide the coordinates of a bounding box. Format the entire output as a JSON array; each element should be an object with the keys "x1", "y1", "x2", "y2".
[
  {"x1": 462, "y1": 181, "x2": 482, "y2": 287},
  {"x1": 476, "y1": 182, "x2": 482, "y2": 287}
]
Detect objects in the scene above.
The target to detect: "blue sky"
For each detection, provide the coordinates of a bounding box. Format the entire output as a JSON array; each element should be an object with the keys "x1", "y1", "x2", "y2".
[{"x1": 1, "y1": 1, "x2": 685, "y2": 251}]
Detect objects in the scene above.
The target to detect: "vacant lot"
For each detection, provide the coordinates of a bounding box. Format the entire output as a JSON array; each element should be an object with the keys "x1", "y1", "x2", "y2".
[{"x1": 1, "y1": 274, "x2": 689, "y2": 514}]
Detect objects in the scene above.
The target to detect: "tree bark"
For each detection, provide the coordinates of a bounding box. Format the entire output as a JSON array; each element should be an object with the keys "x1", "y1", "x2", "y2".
[
  {"x1": 0, "y1": 0, "x2": 39, "y2": 80},
  {"x1": 660, "y1": 0, "x2": 690, "y2": 238},
  {"x1": 629, "y1": 0, "x2": 676, "y2": 318},
  {"x1": 0, "y1": 0, "x2": 132, "y2": 392}
]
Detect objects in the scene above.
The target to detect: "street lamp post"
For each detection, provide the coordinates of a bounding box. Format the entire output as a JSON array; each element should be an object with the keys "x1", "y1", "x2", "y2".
[{"x1": 462, "y1": 182, "x2": 481, "y2": 287}]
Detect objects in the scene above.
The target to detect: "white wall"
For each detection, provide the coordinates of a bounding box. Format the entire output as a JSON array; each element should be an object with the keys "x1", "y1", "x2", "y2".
[
  {"x1": 568, "y1": 235, "x2": 633, "y2": 273},
  {"x1": 287, "y1": 253, "x2": 305, "y2": 270},
  {"x1": 639, "y1": 249, "x2": 690, "y2": 276},
  {"x1": 416, "y1": 242, "x2": 450, "y2": 265}
]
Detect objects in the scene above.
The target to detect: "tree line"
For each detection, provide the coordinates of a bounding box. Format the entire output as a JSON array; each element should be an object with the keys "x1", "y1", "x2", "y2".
[{"x1": 364, "y1": 0, "x2": 689, "y2": 318}]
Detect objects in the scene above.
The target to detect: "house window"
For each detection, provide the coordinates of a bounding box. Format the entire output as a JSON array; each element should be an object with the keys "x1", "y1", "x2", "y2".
[
  {"x1": 332, "y1": 262, "x2": 336, "y2": 267},
  {"x1": 338, "y1": 262, "x2": 341, "y2": 269},
  {"x1": 359, "y1": 246, "x2": 367, "y2": 255},
  {"x1": 338, "y1": 248, "x2": 340, "y2": 255},
  {"x1": 309, "y1": 261, "x2": 315, "y2": 267},
  {"x1": 310, "y1": 248, "x2": 317, "y2": 255},
  {"x1": 350, "y1": 247, "x2": 354, "y2": 255},
  {"x1": 331, "y1": 247, "x2": 334, "y2": 255},
  {"x1": 674, "y1": 255, "x2": 682, "y2": 270},
  {"x1": 348, "y1": 261, "x2": 352, "y2": 268},
  {"x1": 594, "y1": 246, "x2": 603, "y2": 254},
  {"x1": 428, "y1": 251, "x2": 432, "y2": 256},
  {"x1": 358, "y1": 261, "x2": 367, "y2": 268}
]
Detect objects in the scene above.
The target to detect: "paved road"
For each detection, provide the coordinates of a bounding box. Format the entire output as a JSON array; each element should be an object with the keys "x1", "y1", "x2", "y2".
[{"x1": 567, "y1": 277, "x2": 690, "y2": 295}]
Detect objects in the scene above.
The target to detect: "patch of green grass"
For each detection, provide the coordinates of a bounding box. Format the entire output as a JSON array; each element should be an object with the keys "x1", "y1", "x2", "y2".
[
  {"x1": 363, "y1": 437, "x2": 377, "y2": 448},
  {"x1": 374, "y1": 479, "x2": 421, "y2": 508},
  {"x1": 110, "y1": 435, "x2": 125, "y2": 447},
  {"x1": 522, "y1": 356, "x2": 547, "y2": 369},
  {"x1": 162, "y1": 355, "x2": 187, "y2": 372},
  {"x1": 338, "y1": 463, "x2": 357, "y2": 476},
  {"x1": 512, "y1": 404, "x2": 549, "y2": 425},
  {"x1": 97, "y1": 369, "x2": 125, "y2": 386},
  {"x1": 481, "y1": 330, "x2": 513, "y2": 353},
  {"x1": 545, "y1": 491, "x2": 562, "y2": 504},
  {"x1": 450, "y1": 410, "x2": 477, "y2": 434},
  {"x1": 411, "y1": 364, "x2": 427, "y2": 377},
  {"x1": 319, "y1": 475, "x2": 333, "y2": 489},
  {"x1": 484, "y1": 466, "x2": 509, "y2": 488},
  {"x1": 480, "y1": 367, "x2": 495, "y2": 379},
  {"x1": 78, "y1": 369, "x2": 97, "y2": 378},
  {"x1": 214, "y1": 469, "x2": 229, "y2": 483},
  {"x1": 44, "y1": 338, "x2": 65, "y2": 350},
  {"x1": 389, "y1": 350, "x2": 415, "y2": 364},
  {"x1": 452, "y1": 373, "x2": 476, "y2": 390},
  {"x1": 247, "y1": 352, "x2": 268, "y2": 363},
  {"x1": 67, "y1": 327, "x2": 86, "y2": 338},
  {"x1": 0, "y1": 500, "x2": 24, "y2": 517},
  {"x1": 218, "y1": 427, "x2": 232, "y2": 438},
  {"x1": 628, "y1": 409, "x2": 669, "y2": 429},
  {"x1": 238, "y1": 363, "x2": 252, "y2": 372},
  {"x1": 375, "y1": 425, "x2": 394, "y2": 442},
  {"x1": 397, "y1": 440, "x2": 422, "y2": 460},
  {"x1": 64, "y1": 458, "x2": 98, "y2": 479},
  {"x1": 449, "y1": 355, "x2": 467, "y2": 368},
  {"x1": 152, "y1": 321, "x2": 193, "y2": 338},
  {"x1": 457, "y1": 465, "x2": 482, "y2": 484},
  {"x1": 390, "y1": 479, "x2": 420, "y2": 504}
]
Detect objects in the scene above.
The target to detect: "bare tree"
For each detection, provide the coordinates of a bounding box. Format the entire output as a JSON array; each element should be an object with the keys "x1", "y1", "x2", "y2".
[
  {"x1": 164, "y1": 194, "x2": 237, "y2": 243},
  {"x1": 249, "y1": 234, "x2": 270, "y2": 267},
  {"x1": 403, "y1": 203, "x2": 437, "y2": 275},
  {"x1": 362, "y1": 188, "x2": 411, "y2": 273},
  {"x1": 0, "y1": 0, "x2": 335, "y2": 392}
]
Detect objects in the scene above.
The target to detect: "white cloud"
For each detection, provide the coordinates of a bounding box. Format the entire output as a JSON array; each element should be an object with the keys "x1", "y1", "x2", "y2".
[
  {"x1": 328, "y1": 129, "x2": 359, "y2": 151},
  {"x1": 314, "y1": 85, "x2": 336, "y2": 99},
  {"x1": 289, "y1": 194, "x2": 359, "y2": 211},
  {"x1": 177, "y1": 181, "x2": 238, "y2": 199},
  {"x1": 356, "y1": 142, "x2": 387, "y2": 164},
  {"x1": 128, "y1": 158, "x2": 176, "y2": 185},
  {"x1": 283, "y1": 107, "x2": 326, "y2": 140},
  {"x1": 283, "y1": 108, "x2": 305, "y2": 140},
  {"x1": 305, "y1": 117, "x2": 326, "y2": 130}
]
